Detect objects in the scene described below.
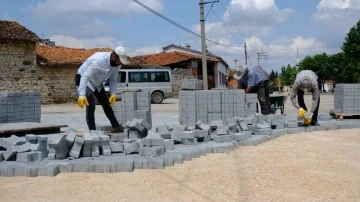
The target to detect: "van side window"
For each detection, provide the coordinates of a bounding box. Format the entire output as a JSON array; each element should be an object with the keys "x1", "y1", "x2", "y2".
[
  {"x1": 118, "y1": 71, "x2": 126, "y2": 83},
  {"x1": 150, "y1": 72, "x2": 170, "y2": 82},
  {"x1": 129, "y1": 72, "x2": 149, "y2": 82}
]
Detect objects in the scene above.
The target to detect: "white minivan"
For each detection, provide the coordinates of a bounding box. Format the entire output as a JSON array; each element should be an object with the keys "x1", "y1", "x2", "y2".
[{"x1": 104, "y1": 69, "x2": 173, "y2": 104}]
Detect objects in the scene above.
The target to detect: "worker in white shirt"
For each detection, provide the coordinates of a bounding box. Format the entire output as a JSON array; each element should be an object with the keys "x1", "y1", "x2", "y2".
[{"x1": 75, "y1": 46, "x2": 128, "y2": 133}]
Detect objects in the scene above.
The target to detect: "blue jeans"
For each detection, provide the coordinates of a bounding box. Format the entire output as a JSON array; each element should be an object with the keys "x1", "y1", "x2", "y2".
[{"x1": 85, "y1": 87, "x2": 119, "y2": 130}]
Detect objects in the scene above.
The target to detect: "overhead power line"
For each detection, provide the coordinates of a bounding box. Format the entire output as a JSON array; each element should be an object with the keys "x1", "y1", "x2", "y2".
[{"x1": 132, "y1": 0, "x2": 244, "y2": 52}]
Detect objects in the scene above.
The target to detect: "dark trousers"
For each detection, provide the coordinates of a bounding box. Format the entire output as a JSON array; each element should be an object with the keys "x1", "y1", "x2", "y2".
[
  {"x1": 250, "y1": 81, "x2": 270, "y2": 115},
  {"x1": 297, "y1": 90, "x2": 320, "y2": 124},
  {"x1": 86, "y1": 87, "x2": 120, "y2": 130}
]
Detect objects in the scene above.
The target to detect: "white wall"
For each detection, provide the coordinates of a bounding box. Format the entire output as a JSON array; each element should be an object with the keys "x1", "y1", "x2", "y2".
[
  {"x1": 216, "y1": 62, "x2": 227, "y2": 88},
  {"x1": 164, "y1": 46, "x2": 200, "y2": 55}
]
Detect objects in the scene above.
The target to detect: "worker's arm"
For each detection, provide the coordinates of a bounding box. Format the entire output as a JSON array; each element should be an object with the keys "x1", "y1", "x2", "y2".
[
  {"x1": 311, "y1": 83, "x2": 320, "y2": 113},
  {"x1": 78, "y1": 60, "x2": 98, "y2": 96},
  {"x1": 245, "y1": 68, "x2": 256, "y2": 94},
  {"x1": 108, "y1": 67, "x2": 119, "y2": 95},
  {"x1": 290, "y1": 82, "x2": 300, "y2": 109}
]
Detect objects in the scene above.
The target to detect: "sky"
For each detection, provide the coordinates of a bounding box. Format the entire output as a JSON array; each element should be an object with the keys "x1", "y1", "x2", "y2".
[{"x1": 1, "y1": 0, "x2": 360, "y2": 72}]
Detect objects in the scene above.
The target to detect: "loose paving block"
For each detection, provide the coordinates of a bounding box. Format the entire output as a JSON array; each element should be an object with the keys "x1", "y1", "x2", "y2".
[
  {"x1": 69, "y1": 136, "x2": 84, "y2": 158},
  {"x1": 124, "y1": 141, "x2": 140, "y2": 154},
  {"x1": 216, "y1": 127, "x2": 228, "y2": 136},
  {"x1": 16, "y1": 152, "x2": 37, "y2": 163},
  {"x1": 99, "y1": 135, "x2": 111, "y2": 156},
  {"x1": 82, "y1": 132, "x2": 92, "y2": 157},
  {"x1": 110, "y1": 142, "x2": 124, "y2": 153},
  {"x1": 15, "y1": 142, "x2": 32, "y2": 153},
  {"x1": 90, "y1": 132, "x2": 100, "y2": 157},
  {"x1": 65, "y1": 129, "x2": 77, "y2": 148},
  {"x1": 164, "y1": 139, "x2": 174, "y2": 150},
  {"x1": 194, "y1": 130, "x2": 208, "y2": 138},
  {"x1": 181, "y1": 131, "x2": 196, "y2": 139},
  {"x1": 156, "y1": 125, "x2": 171, "y2": 139},
  {"x1": 239, "y1": 122, "x2": 248, "y2": 131},
  {"x1": 48, "y1": 135, "x2": 69, "y2": 160},
  {"x1": 248, "y1": 124, "x2": 259, "y2": 135},
  {"x1": 25, "y1": 134, "x2": 37, "y2": 144},
  {"x1": 126, "y1": 120, "x2": 145, "y2": 132}
]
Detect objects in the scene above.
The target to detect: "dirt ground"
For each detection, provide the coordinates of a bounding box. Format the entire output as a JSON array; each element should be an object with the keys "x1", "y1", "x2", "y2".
[{"x1": 1, "y1": 129, "x2": 360, "y2": 202}]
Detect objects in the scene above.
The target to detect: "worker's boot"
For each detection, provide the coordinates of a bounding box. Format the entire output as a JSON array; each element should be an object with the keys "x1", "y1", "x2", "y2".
[{"x1": 111, "y1": 125, "x2": 124, "y2": 133}]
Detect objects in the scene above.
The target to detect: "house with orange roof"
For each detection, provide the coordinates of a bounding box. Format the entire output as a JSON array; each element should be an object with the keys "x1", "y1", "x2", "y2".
[{"x1": 132, "y1": 44, "x2": 230, "y2": 89}]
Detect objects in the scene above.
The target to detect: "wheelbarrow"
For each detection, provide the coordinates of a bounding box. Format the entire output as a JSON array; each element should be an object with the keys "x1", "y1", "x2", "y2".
[{"x1": 269, "y1": 94, "x2": 289, "y2": 114}]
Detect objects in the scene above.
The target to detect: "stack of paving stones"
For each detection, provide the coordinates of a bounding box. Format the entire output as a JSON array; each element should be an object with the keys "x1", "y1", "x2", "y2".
[
  {"x1": 111, "y1": 92, "x2": 152, "y2": 129},
  {"x1": 332, "y1": 83, "x2": 360, "y2": 114},
  {"x1": 0, "y1": 92, "x2": 41, "y2": 123},
  {"x1": 179, "y1": 89, "x2": 258, "y2": 125},
  {"x1": 181, "y1": 78, "x2": 203, "y2": 90},
  {"x1": 2, "y1": 113, "x2": 359, "y2": 177}
]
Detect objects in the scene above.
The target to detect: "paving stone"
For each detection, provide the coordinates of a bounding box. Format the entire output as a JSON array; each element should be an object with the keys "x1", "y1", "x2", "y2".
[
  {"x1": 139, "y1": 146, "x2": 165, "y2": 157},
  {"x1": 89, "y1": 161, "x2": 111, "y2": 173},
  {"x1": 164, "y1": 139, "x2": 174, "y2": 150},
  {"x1": 65, "y1": 128, "x2": 77, "y2": 148},
  {"x1": 110, "y1": 142, "x2": 124, "y2": 153},
  {"x1": 149, "y1": 157, "x2": 164, "y2": 169},
  {"x1": 303, "y1": 126, "x2": 314, "y2": 132},
  {"x1": 99, "y1": 135, "x2": 111, "y2": 156},
  {"x1": 25, "y1": 134, "x2": 38, "y2": 144},
  {"x1": 111, "y1": 160, "x2": 134, "y2": 172},
  {"x1": 287, "y1": 128, "x2": 301, "y2": 134},
  {"x1": 124, "y1": 141, "x2": 140, "y2": 154},
  {"x1": 69, "y1": 136, "x2": 84, "y2": 158},
  {"x1": 231, "y1": 133, "x2": 248, "y2": 141},
  {"x1": 221, "y1": 135, "x2": 232, "y2": 142}
]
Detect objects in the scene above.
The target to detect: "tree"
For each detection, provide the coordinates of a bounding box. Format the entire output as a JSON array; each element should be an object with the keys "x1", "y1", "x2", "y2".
[
  {"x1": 328, "y1": 52, "x2": 358, "y2": 84},
  {"x1": 279, "y1": 64, "x2": 298, "y2": 90},
  {"x1": 342, "y1": 19, "x2": 360, "y2": 82},
  {"x1": 342, "y1": 20, "x2": 360, "y2": 63}
]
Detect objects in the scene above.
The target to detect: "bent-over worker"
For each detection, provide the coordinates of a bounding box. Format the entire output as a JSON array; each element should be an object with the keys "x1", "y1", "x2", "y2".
[
  {"x1": 234, "y1": 65, "x2": 271, "y2": 115},
  {"x1": 290, "y1": 70, "x2": 320, "y2": 126},
  {"x1": 74, "y1": 46, "x2": 128, "y2": 133}
]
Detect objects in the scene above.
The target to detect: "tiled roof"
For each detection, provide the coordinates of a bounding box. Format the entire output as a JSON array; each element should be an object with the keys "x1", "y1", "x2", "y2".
[
  {"x1": 0, "y1": 20, "x2": 40, "y2": 42},
  {"x1": 36, "y1": 45, "x2": 113, "y2": 66},
  {"x1": 131, "y1": 51, "x2": 220, "y2": 66}
]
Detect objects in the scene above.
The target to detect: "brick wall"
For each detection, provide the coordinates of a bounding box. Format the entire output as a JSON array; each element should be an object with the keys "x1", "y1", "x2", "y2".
[
  {"x1": 171, "y1": 68, "x2": 194, "y2": 98},
  {"x1": 0, "y1": 40, "x2": 42, "y2": 95},
  {"x1": 39, "y1": 65, "x2": 78, "y2": 103},
  {"x1": 0, "y1": 40, "x2": 78, "y2": 104}
]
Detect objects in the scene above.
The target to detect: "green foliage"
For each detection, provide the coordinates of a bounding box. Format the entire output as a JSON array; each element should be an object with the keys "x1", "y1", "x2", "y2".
[
  {"x1": 342, "y1": 20, "x2": 360, "y2": 63},
  {"x1": 279, "y1": 64, "x2": 298, "y2": 86}
]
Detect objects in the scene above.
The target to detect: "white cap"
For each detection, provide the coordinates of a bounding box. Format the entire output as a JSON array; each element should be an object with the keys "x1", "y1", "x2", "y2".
[
  {"x1": 233, "y1": 65, "x2": 248, "y2": 80},
  {"x1": 114, "y1": 46, "x2": 128, "y2": 65}
]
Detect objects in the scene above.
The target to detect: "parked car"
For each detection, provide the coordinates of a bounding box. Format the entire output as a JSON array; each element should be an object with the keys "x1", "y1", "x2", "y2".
[{"x1": 104, "y1": 69, "x2": 173, "y2": 104}]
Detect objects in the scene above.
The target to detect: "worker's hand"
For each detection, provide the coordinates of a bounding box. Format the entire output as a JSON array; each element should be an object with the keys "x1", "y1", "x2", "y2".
[
  {"x1": 304, "y1": 117, "x2": 312, "y2": 125},
  {"x1": 77, "y1": 96, "x2": 89, "y2": 108},
  {"x1": 109, "y1": 94, "x2": 116, "y2": 106},
  {"x1": 298, "y1": 108, "x2": 306, "y2": 119}
]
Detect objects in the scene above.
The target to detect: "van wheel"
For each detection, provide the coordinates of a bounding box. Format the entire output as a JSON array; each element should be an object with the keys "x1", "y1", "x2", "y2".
[{"x1": 151, "y1": 91, "x2": 163, "y2": 104}]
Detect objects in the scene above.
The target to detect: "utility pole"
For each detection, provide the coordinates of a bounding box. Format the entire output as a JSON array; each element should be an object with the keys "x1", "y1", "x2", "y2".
[
  {"x1": 244, "y1": 43, "x2": 248, "y2": 65},
  {"x1": 257, "y1": 52, "x2": 268, "y2": 66},
  {"x1": 234, "y1": 59, "x2": 237, "y2": 69},
  {"x1": 199, "y1": 0, "x2": 218, "y2": 90}
]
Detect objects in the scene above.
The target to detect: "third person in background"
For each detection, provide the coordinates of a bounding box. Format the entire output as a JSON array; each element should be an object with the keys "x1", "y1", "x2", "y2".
[{"x1": 234, "y1": 65, "x2": 271, "y2": 115}]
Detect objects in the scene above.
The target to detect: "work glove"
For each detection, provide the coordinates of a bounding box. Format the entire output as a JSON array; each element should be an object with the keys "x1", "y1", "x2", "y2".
[
  {"x1": 303, "y1": 112, "x2": 313, "y2": 125},
  {"x1": 109, "y1": 94, "x2": 116, "y2": 106},
  {"x1": 77, "y1": 96, "x2": 89, "y2": 108},
  {"x1": 298, "y1": 108, "x2": 306, "y2": 119}
]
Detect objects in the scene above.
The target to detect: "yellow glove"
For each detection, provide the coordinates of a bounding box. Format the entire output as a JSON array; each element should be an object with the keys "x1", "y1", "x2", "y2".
[
  {"x1": 77, "y1": 96, "x2": 89, "y2": 108},
  {"x1": 109, "y1": 94, "x2": 116, "y2": 106},
  {"x1": 304, "y1": 117, "x2": 312, "y2": 125},
  {"x1": 298, "y1": 108, "x2": 306, "y2": 119}
]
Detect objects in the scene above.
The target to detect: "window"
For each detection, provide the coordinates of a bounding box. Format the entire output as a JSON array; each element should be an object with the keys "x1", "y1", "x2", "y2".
[
  {"x1": 149, "y1": 72, "x2": 170, "y2": 82},
  {"x1": 129, "y1": 72, "x2": 149, "y2": 83},
  {"x1": 118, "y1": 71, "x2": 126, "y2": 83}
]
